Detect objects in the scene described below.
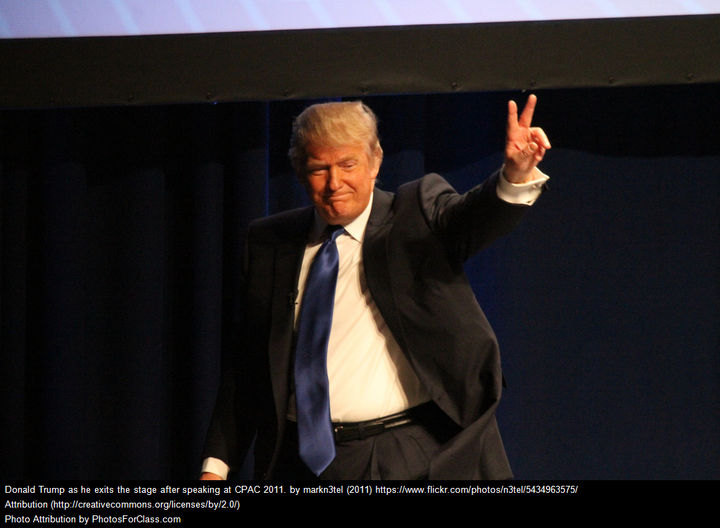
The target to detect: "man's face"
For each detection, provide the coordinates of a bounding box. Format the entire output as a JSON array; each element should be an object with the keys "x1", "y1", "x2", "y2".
[{"x1": 301, "y1": 143, "x2": 380, "y2": 225}]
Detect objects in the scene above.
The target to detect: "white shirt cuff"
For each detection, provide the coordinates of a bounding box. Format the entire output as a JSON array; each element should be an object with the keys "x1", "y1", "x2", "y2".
[
  {"x1": 201, "y1": 457, "x2": 230, "y2": 480},
  {"x1": 496, "y1": 167, "x2": 549, "y2": 205}
]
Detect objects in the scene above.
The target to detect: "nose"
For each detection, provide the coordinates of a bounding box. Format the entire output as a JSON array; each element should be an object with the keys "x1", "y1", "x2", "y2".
[{"x1": 327, "y1": 166, "x2": 341, "y2": 191}]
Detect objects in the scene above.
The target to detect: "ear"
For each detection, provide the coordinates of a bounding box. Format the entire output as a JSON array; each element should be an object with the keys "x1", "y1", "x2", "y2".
[
  {"x1": 370, "y1": 148, "x2": 382, "y2": 180},
  {"x1": 370, "y1": 163, "x2": 380, "y2": 182},
  {"x1": 295, "y1": 168, "x2": 310, "y2": 190}
]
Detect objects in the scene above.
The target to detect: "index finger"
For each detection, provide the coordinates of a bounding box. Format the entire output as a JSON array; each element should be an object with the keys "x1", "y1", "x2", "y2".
[
  {"x1": 518, "y1": 94, "x2": 537, "y2": 128},
  {"x1": 507, "y1": 99, "x2": 519, "y2": 131}
]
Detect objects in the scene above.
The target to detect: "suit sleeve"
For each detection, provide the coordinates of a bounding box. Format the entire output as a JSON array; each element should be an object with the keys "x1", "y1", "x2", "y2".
[
  {"x1": 201, "y1": 369, "x2": 239, "y2": 470},
  {"x1": 417, "y1": 171, "x2": 534, "y2": 262},
  {"x1": 200, "y1": 234, "x2": 250, "y2": 472}
]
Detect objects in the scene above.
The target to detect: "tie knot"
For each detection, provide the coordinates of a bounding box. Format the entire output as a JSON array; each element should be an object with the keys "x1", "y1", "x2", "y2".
[{"x1": 326, "y1": 224, "x2": 345, "y2": 243}]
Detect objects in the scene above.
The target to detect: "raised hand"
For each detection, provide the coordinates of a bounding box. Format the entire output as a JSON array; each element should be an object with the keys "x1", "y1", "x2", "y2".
[{"x1": 504, "y1": 94, "x2": 551, "y2": 184}]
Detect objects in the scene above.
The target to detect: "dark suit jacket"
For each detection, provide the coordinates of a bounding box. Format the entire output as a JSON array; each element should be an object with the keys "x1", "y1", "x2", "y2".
[{"x1": 203, "y1": 171, "x2": 532, "y2": 479}]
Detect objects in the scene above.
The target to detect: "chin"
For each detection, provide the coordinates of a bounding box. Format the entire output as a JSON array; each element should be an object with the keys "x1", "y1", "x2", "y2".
[{"x1": 323, "y1": 212, "x2": 351, "y2": 225}]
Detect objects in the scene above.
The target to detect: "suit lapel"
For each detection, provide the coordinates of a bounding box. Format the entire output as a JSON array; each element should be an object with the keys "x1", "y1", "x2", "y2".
[
  {"x1": 267, "y1": 207, "x2": 313, "y2": 426},
  {"x1": 363, "y1": 189, "x2": 394, "y2": 292},
  {"x1": 362, "y1": 189, "x2": 410, "y2": 357}
]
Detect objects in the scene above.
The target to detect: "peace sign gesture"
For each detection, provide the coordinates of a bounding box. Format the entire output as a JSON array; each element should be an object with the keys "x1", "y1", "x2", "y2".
[{"x1": 504, "y1": 94, "x2": 551, "y2": 184}]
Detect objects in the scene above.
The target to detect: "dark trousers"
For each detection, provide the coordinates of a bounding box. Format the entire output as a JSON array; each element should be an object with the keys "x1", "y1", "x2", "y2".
[{"x1": 272, "y1": 402, "x2": 460, "y2": 480}]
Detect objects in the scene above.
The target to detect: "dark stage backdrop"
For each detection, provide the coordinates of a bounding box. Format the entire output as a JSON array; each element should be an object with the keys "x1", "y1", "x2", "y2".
[{"x1": 1, "y1": 84, "x2": 718, "y2": 479}]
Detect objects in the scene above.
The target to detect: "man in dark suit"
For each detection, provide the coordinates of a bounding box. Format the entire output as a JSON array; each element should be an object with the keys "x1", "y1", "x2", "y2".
[{"x1": 201, "y1": 96, "x2": 550, "y2": 480}]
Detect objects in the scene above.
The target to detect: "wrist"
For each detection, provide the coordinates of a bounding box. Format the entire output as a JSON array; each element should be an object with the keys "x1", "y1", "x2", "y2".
[{"x1": 502, "y1": 166, "x2": 539, "y2": 184}]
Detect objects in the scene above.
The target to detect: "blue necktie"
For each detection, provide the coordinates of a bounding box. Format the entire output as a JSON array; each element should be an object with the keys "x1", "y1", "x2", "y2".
[{"x1": 295, "y1": 224, "x2": 344, "y2": 475}]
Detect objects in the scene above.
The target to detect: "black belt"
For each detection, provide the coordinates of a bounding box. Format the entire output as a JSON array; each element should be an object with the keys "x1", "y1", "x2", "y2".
[{"x1": 332, "y1": 409, "x2": 417, "y2": 443}]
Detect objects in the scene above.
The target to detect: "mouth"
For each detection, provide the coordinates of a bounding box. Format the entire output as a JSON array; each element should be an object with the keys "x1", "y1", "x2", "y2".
[{"x1": 323, "y1": 192, "x2": 350, "y2": 202}]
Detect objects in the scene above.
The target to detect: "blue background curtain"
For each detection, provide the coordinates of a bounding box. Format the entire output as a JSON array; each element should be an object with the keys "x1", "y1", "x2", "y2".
[{"x1": 1, "y1": 84, "x2": 718, "y2": 479}]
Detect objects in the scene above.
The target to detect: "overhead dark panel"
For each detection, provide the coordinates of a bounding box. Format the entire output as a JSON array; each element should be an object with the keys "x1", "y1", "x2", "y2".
[{"x1": 1, "y1": 15, "x2": 718, "y2": 109}]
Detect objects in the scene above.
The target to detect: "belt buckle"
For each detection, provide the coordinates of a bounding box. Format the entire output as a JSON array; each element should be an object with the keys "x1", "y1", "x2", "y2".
[
  {"x1": 333, "y1": 423, "x2": 356, "y2": 443},
  {"x1": 334, "y1": 421, "x2": 387, "y2": 443}
]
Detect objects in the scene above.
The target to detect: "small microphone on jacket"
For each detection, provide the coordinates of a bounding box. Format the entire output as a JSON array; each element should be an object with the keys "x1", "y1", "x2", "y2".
[{"x1": 288, "y1": 289, "x2": 298, "y2": 306}]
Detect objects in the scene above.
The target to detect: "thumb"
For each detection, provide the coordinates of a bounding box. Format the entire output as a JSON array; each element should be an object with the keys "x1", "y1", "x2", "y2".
[{"x1": 522, "y1": 142, "x2": 538, "y2": 158}]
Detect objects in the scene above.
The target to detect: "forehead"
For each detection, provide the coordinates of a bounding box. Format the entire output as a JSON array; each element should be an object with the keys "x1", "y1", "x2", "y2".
[{"x1": 305, "y1": 143, "x2": 368, "y2": 164}]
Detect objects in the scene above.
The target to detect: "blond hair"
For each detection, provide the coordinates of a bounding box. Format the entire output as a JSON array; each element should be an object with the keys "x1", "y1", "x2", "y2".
[{"x1": 288, "y1": 101, "x2": 383, "y2": 175}]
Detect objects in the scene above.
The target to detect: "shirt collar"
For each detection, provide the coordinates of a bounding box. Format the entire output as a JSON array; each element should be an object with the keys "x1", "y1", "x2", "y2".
[{"x1": 310, "y1": 192, "x2": 374, "y2": 244}]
